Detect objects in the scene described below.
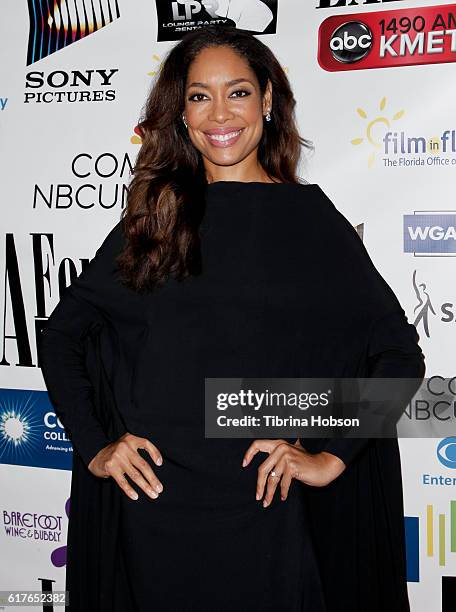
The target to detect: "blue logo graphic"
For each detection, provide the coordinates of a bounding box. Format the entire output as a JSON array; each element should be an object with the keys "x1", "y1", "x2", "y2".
[
  {"x1": 404, "y1": 213, "x2": 456, "y2": 255},
  {"x1": 0, "y1": 388, "x2": 72, "y2": 470},
  {"x1": 437, "y1": 437, "x2": 456, "y2": 469}
]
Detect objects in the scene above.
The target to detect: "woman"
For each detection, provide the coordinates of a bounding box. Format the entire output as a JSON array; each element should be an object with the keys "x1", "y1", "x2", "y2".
[{"x1": 39, "y1": 25, "x2": 425, "y2": 612}]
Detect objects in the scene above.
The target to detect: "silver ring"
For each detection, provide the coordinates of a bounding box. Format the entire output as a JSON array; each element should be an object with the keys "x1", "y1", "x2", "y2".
[{"x1": 270, "y1": 471, "x2": 277, "y2": 478}]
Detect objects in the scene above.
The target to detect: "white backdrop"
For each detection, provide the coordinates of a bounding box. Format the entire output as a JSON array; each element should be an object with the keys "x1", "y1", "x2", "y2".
[{"x1": 1, "y1": 1, "x2": 455, "y2": 610}]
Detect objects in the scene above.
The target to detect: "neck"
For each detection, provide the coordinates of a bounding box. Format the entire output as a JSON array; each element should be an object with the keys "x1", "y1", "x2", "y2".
[{"x1": 204, "y1": 161, "x2": 278, "y2": 185}]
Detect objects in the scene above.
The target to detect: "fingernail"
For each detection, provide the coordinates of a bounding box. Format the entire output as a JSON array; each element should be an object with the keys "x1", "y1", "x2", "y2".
[
  {"x1": 147, "y1": 489, "x2": 158, "y2": 499},
  {"x1": 256, "y1": 492, "x2": 260, "y2": 500},
  {"x1": 131, "y1": 491, "x2": 138, "y2": 500},
  {"x1": 263, "y1": 500, "x2": 269, "y2": 508},
  {"x1": 156, "y1": 457, "x2": 163, "y2": 466},
  {"x1": 155, "y1": 483, "x2": 163, "y2": 493},
  {"x1": 242, "y1": 458, "x2": 247, "y2": 467}
]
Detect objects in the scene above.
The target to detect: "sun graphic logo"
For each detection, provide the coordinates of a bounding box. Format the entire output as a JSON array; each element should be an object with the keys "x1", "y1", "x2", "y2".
[
  {"x1": 0, "y1": 392, "x2": 44, "y2": 463},
  {"x1": 1, "y1": 409, "x2": 31, "y2": 449},
  {"x1": 350, "y1": 97, "x2": 405, "y2": 168}
]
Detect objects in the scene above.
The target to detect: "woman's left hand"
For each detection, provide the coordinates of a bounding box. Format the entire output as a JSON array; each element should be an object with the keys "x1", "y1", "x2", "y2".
[{"x1": 242, "y1": 439, "x2": 346, "y2": 507}]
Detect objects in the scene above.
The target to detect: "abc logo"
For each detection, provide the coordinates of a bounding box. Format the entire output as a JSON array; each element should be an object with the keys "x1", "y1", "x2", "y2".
[
  {"x1": 329, "y1": 21, "x2": 373, "y2": 63},
  {"x1": 437, "y1": 437, "x2": 456, "y2": 469}
]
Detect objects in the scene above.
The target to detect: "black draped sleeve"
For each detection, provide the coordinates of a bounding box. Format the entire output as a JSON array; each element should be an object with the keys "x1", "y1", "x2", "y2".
[
  {"x1": 312, "y1": 187, "x2": 426, "y2": 466},
  {"x1": 38, "y1": 221, "x2": 123, "y2": 468}
]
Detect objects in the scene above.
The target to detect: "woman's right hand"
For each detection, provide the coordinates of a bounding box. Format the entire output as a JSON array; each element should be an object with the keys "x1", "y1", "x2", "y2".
[{"x1": 87, "y1": 432, "x2": 164, "y2": 501}]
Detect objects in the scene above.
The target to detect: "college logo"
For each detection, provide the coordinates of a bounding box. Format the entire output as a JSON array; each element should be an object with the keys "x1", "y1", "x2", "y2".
[
  {"x1": 155, "y1": 0, "x2": 278, "y2": 41},
  {"x1": 0, "y1": 389, "x2": 72, "y2": 470},
  {"x1": 437, "y1": 437, "x2": 456, "y2": 469},
  {"x1": 27, "y1": 0, "x2": 121, "y2": 65},
  {"x1": 318, "y1": 4, "x2": 456, "y2": 72},
  {"x1": 404, "y1": 213, "x2": 456, "y2": 256}
]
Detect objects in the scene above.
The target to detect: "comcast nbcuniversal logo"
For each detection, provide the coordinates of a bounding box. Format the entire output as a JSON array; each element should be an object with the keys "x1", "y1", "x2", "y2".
[{"x1": 350, "y1": 96, "x2": 405, "y2": 168}]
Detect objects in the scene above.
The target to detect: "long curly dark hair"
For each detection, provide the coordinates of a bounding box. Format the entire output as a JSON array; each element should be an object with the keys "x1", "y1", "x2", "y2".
[{"x1": 117, "y1": 24, "x2": 314, "y2": 293}]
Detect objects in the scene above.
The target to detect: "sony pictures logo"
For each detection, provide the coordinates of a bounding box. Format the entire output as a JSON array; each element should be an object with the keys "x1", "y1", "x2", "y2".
[
  {"x1": 437, "y1": 437, "x2": 456, "y2": 468},
  {"x1": 329, "y1": 21, "x2": 373, "y2": 63}
]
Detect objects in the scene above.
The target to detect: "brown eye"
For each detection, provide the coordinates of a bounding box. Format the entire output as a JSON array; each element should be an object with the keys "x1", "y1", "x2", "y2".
[
  {"x1": 230, "y1": 90, "x2": 251, "y2": 98},
  {"x1": 188, "y1": 93, "x2": 208, "y2": 102}
]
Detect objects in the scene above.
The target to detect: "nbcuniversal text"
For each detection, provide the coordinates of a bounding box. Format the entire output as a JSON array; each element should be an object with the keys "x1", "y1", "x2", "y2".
[{"x1": 204, "y1": 378, "x2": 455, "y2": 439}]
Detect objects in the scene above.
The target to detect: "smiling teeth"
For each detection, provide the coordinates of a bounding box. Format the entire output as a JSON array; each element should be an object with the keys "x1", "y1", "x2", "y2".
[{"x1": 207, "y1": 130, "x2": 242, "y2": 141}]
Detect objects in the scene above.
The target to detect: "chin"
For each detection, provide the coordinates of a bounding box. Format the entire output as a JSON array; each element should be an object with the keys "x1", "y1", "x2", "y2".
[{"x1": 212, "y1": 154, "x2": 248, "y2": 166}]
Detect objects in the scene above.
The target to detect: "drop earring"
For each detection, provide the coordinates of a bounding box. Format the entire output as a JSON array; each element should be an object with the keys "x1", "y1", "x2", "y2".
[
  {"x1": 182, "y1": 114, "x2": 188, "y2": 128},
  {"x1": 265, "y1": 110, "x2": 271, "y2": 122}
]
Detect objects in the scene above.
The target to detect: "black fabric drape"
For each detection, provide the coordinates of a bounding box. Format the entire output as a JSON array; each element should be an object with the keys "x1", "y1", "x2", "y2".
[
  {"x1": 41, "y1": 323, "x2": 130, "y2": 611},
  {"x1": 37, "y1": 182, "x2": 426, "y2": 611}
]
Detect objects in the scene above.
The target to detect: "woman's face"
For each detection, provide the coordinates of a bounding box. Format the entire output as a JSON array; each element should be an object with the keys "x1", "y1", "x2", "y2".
[{"x1": 183, "y1": 45, "x2": 272, "y2": 178}]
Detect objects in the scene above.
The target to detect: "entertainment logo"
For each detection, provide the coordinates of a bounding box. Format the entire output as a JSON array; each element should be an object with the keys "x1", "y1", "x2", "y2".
[
  {"x1": 437, "y1": 437, "x2": 456, "y2": 469},
  {"x1": 410, "y1": 271, "x2": 456, "y2": 339},
  {"x1": 155, "y1": 0, "x2": 278, "y2": 41},
  {"x1": 25, "y1": 1, "x2": 121, "y2": 103},
  {"x1": 318, "y1": 4, "x2": 456, "y2": 71},
  {"x1": 350, "y1": 96, "x2": 456, "y2": 168},
  {"x1": 404, "y1": 212, "x2": 456, "y2": 256},
  {"x1": 27, "y1": 0, "x2": 120, "y2": 65}
]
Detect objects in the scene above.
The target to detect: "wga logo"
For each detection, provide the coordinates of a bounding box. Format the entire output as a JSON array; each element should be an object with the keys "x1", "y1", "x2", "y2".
[
  {"x1": 437, "y1": 437, "x2": 456, "y2": 469},
  {"x1": 412, "y1": 270, "x2": 436, "y2": 339},
  {"x1": 350, "y1": 96, "x2": 404, "y2": 168},
  {"x1": 27, "y1": 0, "x2": 120, "y2": 65},
  {"x1": 404, "y1": 212, "x2": 456, "y2": 257}
]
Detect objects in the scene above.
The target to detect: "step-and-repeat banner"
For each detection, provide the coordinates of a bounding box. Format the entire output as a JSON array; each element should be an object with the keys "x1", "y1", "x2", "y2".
[{"x1": 1, "y1": 1, "x2": 455, "y2": 609}]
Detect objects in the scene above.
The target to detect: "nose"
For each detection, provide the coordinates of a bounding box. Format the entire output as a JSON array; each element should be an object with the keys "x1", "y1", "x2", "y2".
[{"x1": 208, "y1": 92, "x2": 235, "y2": 123}]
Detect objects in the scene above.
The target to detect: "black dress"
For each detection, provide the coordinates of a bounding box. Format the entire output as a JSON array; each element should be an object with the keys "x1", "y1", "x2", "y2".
[{"x1": 38, "y1": 181, "x2": 425, "y2": 612}]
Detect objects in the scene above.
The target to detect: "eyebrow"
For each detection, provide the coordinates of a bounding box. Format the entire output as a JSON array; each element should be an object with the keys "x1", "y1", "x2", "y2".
[{"x1": 186, "y1": 78, "x2": 254, "y2": 89}]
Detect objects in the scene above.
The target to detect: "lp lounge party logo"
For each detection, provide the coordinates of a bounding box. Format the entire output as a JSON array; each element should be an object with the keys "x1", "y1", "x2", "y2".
[{"x1": 155, "y1": 0, "x2": 278, "y2": 41}]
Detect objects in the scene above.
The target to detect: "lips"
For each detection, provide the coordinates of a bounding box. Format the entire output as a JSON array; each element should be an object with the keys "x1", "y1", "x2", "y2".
[{"x1": 204, "y1": 128, "x2": 244, "y2": 148}]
